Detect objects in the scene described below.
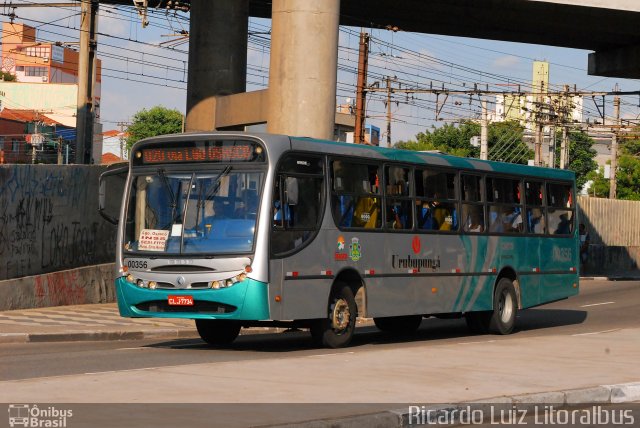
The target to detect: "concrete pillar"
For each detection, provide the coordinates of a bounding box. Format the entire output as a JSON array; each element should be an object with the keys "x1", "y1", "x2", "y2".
[
  {"x1": 185, "y1": 0, "x2": 248, "y2": 132},
  {"x1": 267, "y1": 0, "x2": 340, "y2": 140}
]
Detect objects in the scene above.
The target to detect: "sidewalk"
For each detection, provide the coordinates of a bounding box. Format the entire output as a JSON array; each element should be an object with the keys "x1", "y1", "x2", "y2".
[{"x1": 0, "y1": 303, "x2": 198, "y2": 344}]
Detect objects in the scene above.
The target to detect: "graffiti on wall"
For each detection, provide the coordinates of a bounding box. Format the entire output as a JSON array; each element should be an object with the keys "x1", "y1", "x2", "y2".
[{"x1": 0, "y1": 165, "x2": 118, "y2": 280}]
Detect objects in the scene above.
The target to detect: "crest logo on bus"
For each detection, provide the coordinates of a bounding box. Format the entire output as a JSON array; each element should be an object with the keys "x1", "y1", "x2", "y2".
[
  {"x1": 349, "y1": 237, "x2": 362, "y2": 262},
  {"x1": 412, "y1": 236, "x2": 421, "y2": 254},
  {"x1": 335, "y1": 235, "x2": 348, "y2": 261}
]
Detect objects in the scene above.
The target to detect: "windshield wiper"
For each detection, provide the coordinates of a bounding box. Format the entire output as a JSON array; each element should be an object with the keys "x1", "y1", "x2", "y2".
[
  {"x1": 180, "y1": 172, "x2": 197, "y2": 253},
  {"x1": 158, "y1": 168, "x2": 179, "y2": 229},
  {"x1": 195, "y1": 165, "x2": 233, "y2": 227}
]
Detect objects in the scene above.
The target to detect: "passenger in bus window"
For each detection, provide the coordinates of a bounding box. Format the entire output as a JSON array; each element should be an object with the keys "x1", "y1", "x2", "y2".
[
  {"x1": 432, "y1": 199, "x2": 452, "y2": 231},
  {"x1": 417, "y1": 201, "x2": 433, "y2": 229},
  {"x1": 464, "y1": 210, "x2": 483, "y2": 233},
  {"x1": 555, "y1": 213, "x2": 572, "y2": 234}
]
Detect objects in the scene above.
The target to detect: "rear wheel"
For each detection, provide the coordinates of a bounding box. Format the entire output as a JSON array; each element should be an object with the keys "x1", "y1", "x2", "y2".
[
  {"x1": 310, "y1": 284, "x2": 357, "y2": 348},
  {"x1": 488, "y1": 277, "x2": 518, "y2": 334},
  {"x1": 374, "y1": 315, "x2": 422, "y2": 334},
  {"x1": 195, "y1": 319, "x2": 241, "y2": 346},
  {"x1": 465, "y1": 277, "x2": 518, "y2": 335}
]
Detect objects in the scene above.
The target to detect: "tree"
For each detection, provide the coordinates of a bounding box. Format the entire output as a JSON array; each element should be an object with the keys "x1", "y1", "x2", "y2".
[
  {"x1": 395, "y1": 120, "x2": 532, "y2": 164},
  {"x1": 585, "y1": 165, "x2": 610, "y2": 198},
  {"x1": 554, "y1": 129, "x2": 598, "y2": 191},
  {"x1": 126, "y1": 106, "x2": 183, "y2": 151},
  {"x1": 395, "y1": 121, "x2": 480, "y2": 157},
  {"x1": 614, "y1": 135, "x2": 640, "y2": 200}
]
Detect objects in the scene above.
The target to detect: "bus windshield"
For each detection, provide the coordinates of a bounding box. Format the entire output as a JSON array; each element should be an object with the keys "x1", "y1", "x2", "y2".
[{"x1": 123, "y1": 168, "x2": 264, "y2": 255}]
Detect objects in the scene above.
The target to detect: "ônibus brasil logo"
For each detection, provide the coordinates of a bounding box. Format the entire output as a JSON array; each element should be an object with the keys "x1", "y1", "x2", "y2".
[{"x1": 8, "y1": 404, "x2": 73, "y2": 427}]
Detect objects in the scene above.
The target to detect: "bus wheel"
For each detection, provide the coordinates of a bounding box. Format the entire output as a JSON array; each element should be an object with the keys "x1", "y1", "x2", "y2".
[
  {"x1": 488, "y1": 277, "x2": 518, "y2": 335},
  {"x1": 195, "y1": 319, "x2": 241, "y2": 346},
  {"x1": 374, "y1": 315, "x2": 422, "y2": 334},
  {"x1": 310, "y1": 284, "x2": 357, "y2": 348}
]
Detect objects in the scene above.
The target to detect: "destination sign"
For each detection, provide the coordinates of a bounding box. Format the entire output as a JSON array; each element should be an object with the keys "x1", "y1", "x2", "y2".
[{"x1": 135, "y1": 140, "x2": 265, "y2": 165}]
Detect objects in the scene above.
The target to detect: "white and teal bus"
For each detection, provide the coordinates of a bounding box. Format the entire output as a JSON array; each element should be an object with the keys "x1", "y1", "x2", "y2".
[{"x1": 100, "y1": 132, "x2": 579, "y2": 348}]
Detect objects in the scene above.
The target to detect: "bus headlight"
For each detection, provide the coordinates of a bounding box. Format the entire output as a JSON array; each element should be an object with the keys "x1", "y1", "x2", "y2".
[
  {"x1": 209, "y1": 272, "x2": 249, "y2": 289},
  {"x1": 126, "y1": 274, "x2": 136, "y2": 284}
]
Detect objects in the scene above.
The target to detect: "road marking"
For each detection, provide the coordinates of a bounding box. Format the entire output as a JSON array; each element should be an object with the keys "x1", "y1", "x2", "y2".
[
  {"x1": 116, "y1": 347, "x2": 155, "y2": 351},
  {"x1": 457, "y1": 340, "x2": 496, "y2": 345},
  {"x1": 580, "y1": 301, "x2": 615, "y2": 308},
  {"x1": 307, "y1": 351, "x2": 355, "y2": 358},
  {"x1": 572, "y1": 328, "x2": 620, "y2": 336}
]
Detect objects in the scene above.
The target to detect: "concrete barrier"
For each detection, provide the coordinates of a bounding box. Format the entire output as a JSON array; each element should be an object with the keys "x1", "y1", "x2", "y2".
[{"x1": 0, "y1": 263, "x2": 116, "y2": 311}]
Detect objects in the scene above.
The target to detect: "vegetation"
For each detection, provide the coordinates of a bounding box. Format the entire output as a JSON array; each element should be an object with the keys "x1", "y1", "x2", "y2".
[
  {"x1": 126, "y1": 106, "x2": 183, "y2": 151},
  {"x1": 583, "y1": 130, "x2": 640, "y2": 200},
  {"x1": 0, "y1": 71, "x2": 17, "y2": 81},
  {"x1": 396, "y1": 121, "x2": 602, "y2": 192},
  {"x1": 395, "y1": 120, "x2": 532, "y2": 164},
  {"x1": 553, "y1": 130, "x2": 598, "y2": 191}
]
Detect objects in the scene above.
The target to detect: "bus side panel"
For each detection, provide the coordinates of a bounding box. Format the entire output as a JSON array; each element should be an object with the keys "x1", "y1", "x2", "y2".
[
  {"x1": 281, "y1": 278, "x2": 332, "y2": 320},
  {"x1": 454, "y1": 274, "x2": 494, "y2": 313},
  {"x1": 366, "y1": 277, "x2": 420, "y2": 317},
  {"x1": 521, "y1": 236, "x2": 542, "y2": 308},
  {"x1": 540, "y1": 236, "x2": 580, "y2": 303},
  {"x1": 456, "y1": 235, "x2": 496, "y2": 312},
  {"x1": 268, "y1": 259, "x2": 284, "y2": 320}
]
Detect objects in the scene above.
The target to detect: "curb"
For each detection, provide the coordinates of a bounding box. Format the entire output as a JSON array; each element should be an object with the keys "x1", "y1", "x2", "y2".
[
  {"x1": 0, "y1": 320, "x2": 375, "y2": 345},
  {"x1": 270, "y1": 383, "x2": 640, "y2": 428},
  {"x1": 0, "y1": 325, "x2": 315, "y2": 344},
  {"x1": 580, "y1": 276, "x2": 640, "y2": 281},
  {"x1": 0, "y1": 329, "x2": 198, "y2": 344}
]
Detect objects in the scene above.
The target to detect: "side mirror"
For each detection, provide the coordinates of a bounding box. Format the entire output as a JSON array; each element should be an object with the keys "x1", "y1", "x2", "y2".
[{"x1": 99, "y1": 163, "x2": 128, "y2": 225}]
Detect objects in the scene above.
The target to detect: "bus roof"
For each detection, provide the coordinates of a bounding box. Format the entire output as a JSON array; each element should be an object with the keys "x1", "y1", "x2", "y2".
[{"x1": 292, "y1": 136, "x2": 575, "y2": 181}]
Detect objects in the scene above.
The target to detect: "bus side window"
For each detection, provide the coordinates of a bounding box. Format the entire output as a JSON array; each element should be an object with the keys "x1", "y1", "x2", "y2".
[
  {"x1": 331, "y1": 160, "x2": 381, "y2": 230},
  {"x1": 271, "y1": 154, "x2": 325, "y2": 255}
]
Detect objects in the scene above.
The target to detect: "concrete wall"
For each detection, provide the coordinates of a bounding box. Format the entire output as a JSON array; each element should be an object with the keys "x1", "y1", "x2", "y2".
[{"x1": 0, "y1": 165, "x2": 118, "y2": 281}]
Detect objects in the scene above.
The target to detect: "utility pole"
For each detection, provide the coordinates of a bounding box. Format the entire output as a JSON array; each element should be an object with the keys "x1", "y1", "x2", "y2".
[
  {"x1": 560, "y1": 126, "x2": 569, "y2": 169},
  {"x1": 610, "y1": 95, "x2": 621, "y2": 199},
  {"x1": 559, "y1": 85, "x2": 570, "y2": 169},
  {"x1": 548, "y1": 125, "x2": 556, "y2": 168},
  {"x1": 384, "y1": 76, "x2": 397, "y2": 148},
  {"x1": 354, "y1": 32, "x2": 369, "y2": 145},
  {"x1": 75, "y1": 0, "x2": 98, "y2": 164},
  {"x1": 480, "y1": 98, "x2": 488, "y2": 160},
  {"x1": 57, "y1": 137, "x2": 63, "y2": 165},
  {"x1": 533, "y1": 79, "x2": 545, "y2": 166},
  {"x1": 117, "y1": 121, "x2": 129, "y2": 159}
]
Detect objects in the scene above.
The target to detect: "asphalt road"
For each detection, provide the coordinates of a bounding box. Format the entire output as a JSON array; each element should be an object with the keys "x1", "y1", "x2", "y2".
[{"x1": 0, "y1": 279, "x2": 637, "y2": 383}]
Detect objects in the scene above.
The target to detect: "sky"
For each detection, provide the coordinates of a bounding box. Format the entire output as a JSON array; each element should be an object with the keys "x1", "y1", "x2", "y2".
[{"x1": 3, "y1": 1, "x2": 640, "y2": 154}]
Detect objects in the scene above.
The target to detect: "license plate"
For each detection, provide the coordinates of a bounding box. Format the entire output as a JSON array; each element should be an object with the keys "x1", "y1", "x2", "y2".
[{"x1": 168, "y1": 295, "x2": 194, "y2": 306}]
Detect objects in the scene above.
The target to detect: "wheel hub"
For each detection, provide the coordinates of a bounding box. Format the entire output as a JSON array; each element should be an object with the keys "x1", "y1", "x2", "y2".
[
  {"x1": 499, "y1": 291, "x2": 514, "y2": 323},
  {"x1": 331, "y1": 298, "x2": 351, "y2": 331}
]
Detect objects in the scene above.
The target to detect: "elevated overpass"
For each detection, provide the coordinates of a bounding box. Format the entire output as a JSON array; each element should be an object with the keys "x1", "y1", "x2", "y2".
[
  {"x1": 119, "y1": 0, "x2": 640, "y2": 78},
  {"x1": 104, "y1": 0, "x2": 640, "y2": 138}
]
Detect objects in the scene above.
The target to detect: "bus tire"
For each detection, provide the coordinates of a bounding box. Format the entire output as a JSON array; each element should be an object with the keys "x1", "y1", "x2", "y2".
[
  {"x1": 310, "y1": 283, "x2": 357, "y2": 348},
  {"x1": 195, "y1": 319, "x2": 241, "y2": 346},
  {"x1": 373, "y1": 315, "x2": 422, "y2": 334},
  {"x1": 488, "y1": 277, "x2": 518, "y2": 335}
]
